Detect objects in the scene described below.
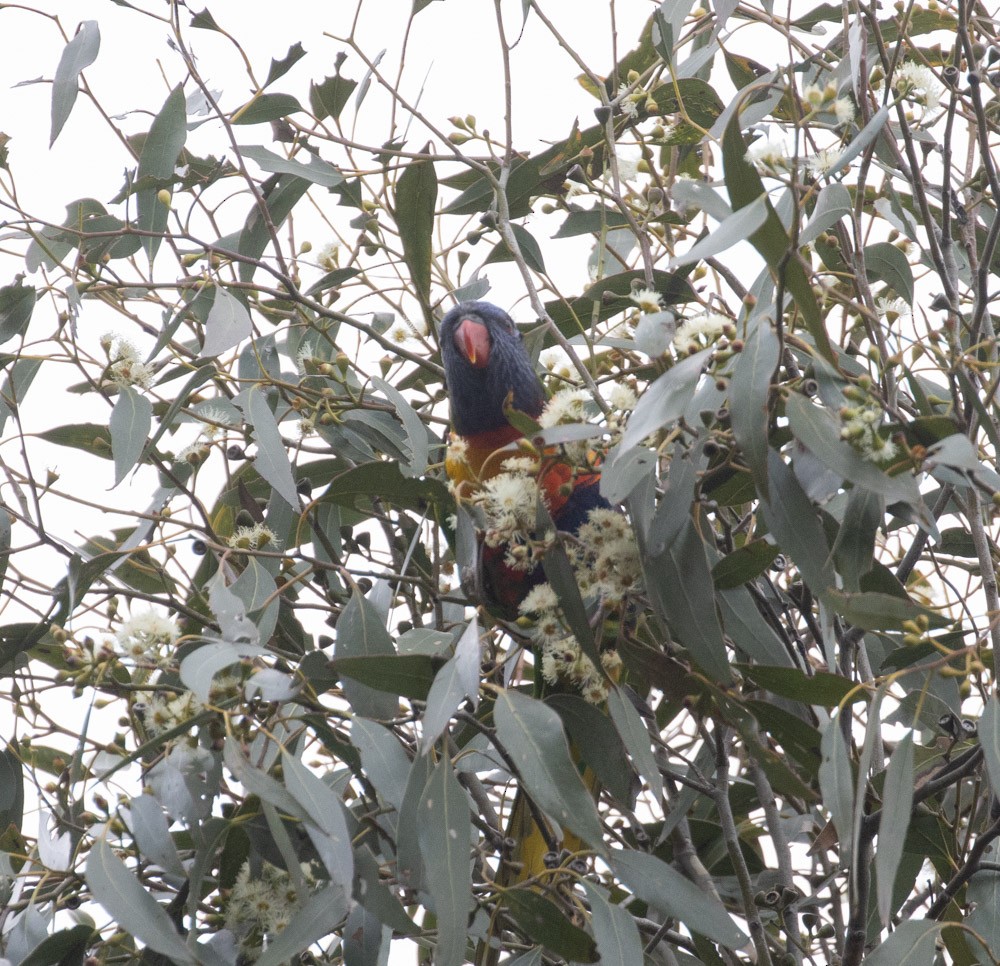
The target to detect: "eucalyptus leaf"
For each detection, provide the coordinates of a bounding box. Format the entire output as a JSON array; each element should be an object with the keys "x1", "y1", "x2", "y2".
[
  {"x1": 416, "y1": 754, "x2": 472, "y2": 966},
  {"x1": 110, "y1": 386, "x2": 152, "y2": 486},
  {"x1": 493, "y1": 689, "x2": 605, "y2": 852},
  {"x1": 86, "y1": 840, "x2": 197, "y2": 965},
  {"x1": 609, "y1": 849, "x2": 747, "y2": 949},
  {"x1": 876, "y1": 731, "x2": 914, "y2": 924},
  {"x1": 50, "y1": 22, "x2": 100, "y2": 146}
]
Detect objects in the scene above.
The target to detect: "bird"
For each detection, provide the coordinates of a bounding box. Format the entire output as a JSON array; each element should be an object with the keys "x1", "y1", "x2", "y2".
[
  {"x1": 439, "y1": 300, "x2": 614, "y2": 888},
  {"x1": 440, "y1": 300, "x2": 607, "y2": 621}
]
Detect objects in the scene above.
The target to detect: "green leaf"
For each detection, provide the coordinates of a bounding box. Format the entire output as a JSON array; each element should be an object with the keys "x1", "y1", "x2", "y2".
[
  {"x1": 503, "y1": 890, "x2": 598, "y2": 963},
  {"x1": 823, "y1": 588, "x2": 946, "y2": 632},
  {"x1": 721, "y1": 115, "x2": 835, "y2": 363},
  {"x1": 864, "y1": 242, "x2": 914, "y2": 305},
  {"x1": 416, "y1": 755, "x2": 472, "y2": 966},
  {"x1": 761, "y1": 450, "x2": 836, "y2": 594},
  {"x1": 493, "y1": 689, "x2": 605, "y2": 852},
  {"x1": 332, "y1": 653, "x2": 439, "y2": 701},
  {"x1": 0, "y1": 742, "x2": 24, "y2": 832},
  {"x1": 136, "y1": 85, "x2": 187, "y2": 262},
  {"x1": 730, "y1": 321, "x2": 779, "y2": 498},
  {"x1": 609, "y1": 849, "x2": 748, "y2": 949},
  {"x1": 254, "y1": 885, "x2": 348, "y2": 966},
  {"x1": 335, "y1": 588, "x2": 397, "y2": 719},
  {"x1": 110, "y1": 387, "x2": 152, "y2": 486},
  {"x1": 231, "y1": 92, "x2": 303, "y2": 124},
  {"x1": 20, "y1": 925, "x2": 94, "y2": 966},
  {"x1": 320, "y1": 460, "x2": 450, "y2": 513},
  {"x1": 309, "y1": 74, "x2": 357, "y2": 121},
  {"x1": 263, "y1": 42, "x2": 306, "y2": 88},
  {"x1": 86, "y1": 840, "x2": 197, "y2": 965},
  {"x1": 876, "y1": 731, "x2": 914, "y2": 924},
  {"x1": 240, "y1": 144, "x2": 344, "y2": 187},
  {"x1": 581, "y1": 881, "x2": 644, "y2": 966},
  {"x1": 712, "y1": 538, "x2": 779, "y2": 589},
  {"x1": 0, "y1": 281, "x2": 36, "y2": 346},
  {"x1": 546, "y1": 695, "x2": 633, "y2": 806},
  {"x1": 243, "y1": 386, "x2": 299, "y2": 507},
  {"x1": 864, "y1": 920, "x2": 939, "y2": 966},
  {"x1": 483, "y1": 223, "x2": 546, "y2": 274},
  {"x1": 545, "y1": 268, "x2": 696, "y2": 335},
  {"x1": 395, "y1": 154, "x2": 437, "y2": 305},
  {"x1": 740, "y1": 665, "x2": 856, "y2": 706},
  {"x1": 236, "y1": 173, "x2": 310, "y2": 282},
  {"x1": 50, "y1": 21, "x2": 100, "y2": 146},
  {"x1": 552, "y1": 206, "x2": 631, "y2": 237},
  {"x1": 648, "y1": 518, "x2": 731, "y2": 681}
]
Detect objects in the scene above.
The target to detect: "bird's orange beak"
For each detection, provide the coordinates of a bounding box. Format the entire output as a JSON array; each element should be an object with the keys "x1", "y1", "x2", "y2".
[{"x1": 455, "y1": 318, "x2": 491, "y2": 368}]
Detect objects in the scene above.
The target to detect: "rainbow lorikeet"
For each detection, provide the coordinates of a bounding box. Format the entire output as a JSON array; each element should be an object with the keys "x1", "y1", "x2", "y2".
[
  {"x1": 440, "y1": 301, "x2": 608, "y2": 620},
  {"x1": 440, "y1": 301, "x2": 612, "y2": 889}
]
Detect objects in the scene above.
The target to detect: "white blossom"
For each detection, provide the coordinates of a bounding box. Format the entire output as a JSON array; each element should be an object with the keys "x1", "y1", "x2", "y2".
[
  {"x1": 116, "y1": 610, "x2": 179, "y2": 660},
  {"x1": 875, "y1": 296, "x2": 911, "y2": 320},
  {"x1": 630, "y1": 287, "x2": 662, "y2": 314},
  {"x1": 673, "y1": 311, "x2": 729, "y2": 348},
  {"x1": 538, "y1": 388, "x2": 590, "y2": 428},
  {"x1": 518, "y1": 583, "x2": 559, "y2": 616},
  {"x1": 744, "y1": 139, "x2": 791, "y2": 175},
  {"x1": 607, "y1": 383, "x2": 637, "y2": 411}
]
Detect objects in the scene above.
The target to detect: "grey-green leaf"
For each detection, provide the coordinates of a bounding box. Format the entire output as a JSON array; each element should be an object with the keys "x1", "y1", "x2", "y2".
[
  {"x1": 761, "y1": 449, "x2": 836, "y2": 594},
  {"x1": 581, "y1": 881, "x2": 644, "y2": 966},
  {"x1": 607, "y1": 686, "x2": 662, "y2": 805},
  {"x1": 50, "y1": 21, "x2": 100, "y2": 146},
  {"x1": 493, "y1": 689, "x2": 605, "y2": 852},
  {"x1": 979, "y1": 697, "x2": 1000, "y2": 799},
  {"x1": 201, "y1": 285, "x2": 252, "y2": 358},
  {"x1": 110, "y1": 386, "x2": 152, "y2": 486},
  {"x1": 876, "y1": 731, "x2": 914, "y2": 924},
  {"x1": 240, "y1": 145, "x2": 344, "y2": 187},
  {"x1": 351, "y1": 717, "x2": 411, "y2": 811},
  {"x1": 609, "y1": 849, "x2": 747, "y2": 949},
  {"x1": 243, "y1": 386, "x2": 299, "y2": 507},
  {"x1": 616, "y1": 347, "x2": 713, "y2": 458},
  {"x1": 864, "y1": 919, "x2": 939, "y2": 966},
  {"x1": 281, "y1": 751, "x2": 354, "y2": 890},
  {"x1": 254, "y1": 884, "x2": 348, "y2": 966},
  {"x1": 86, "y1": 840, "x2": 197, "y2": 965},
  {"x1": 730, "y1": 321, "x2": 779, "y2": 498},
  {"x1": 416, "y1": 754, "x2": 472, "y2": 966},
  {"x1": 420, "y1": 617, "x2": 481, "y2": 753},
  {"x1": 818, "y1": 715, "x2": 854, "y2": 859},
  {"x1": 670, "y1": 193, "x2": 768, "y2": 267},
  {"x1": 127, "y1": 794, "x2": 184, "y2": 878},
  {"x1": 371, "y1": 376, "x2": 429, "y2": 478}
]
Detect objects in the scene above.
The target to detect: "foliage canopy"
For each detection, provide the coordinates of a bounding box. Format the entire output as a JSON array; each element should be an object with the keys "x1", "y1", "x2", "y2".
[{"x1": 2, "y1": 1, "x2": 1000, "y2": 964}]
